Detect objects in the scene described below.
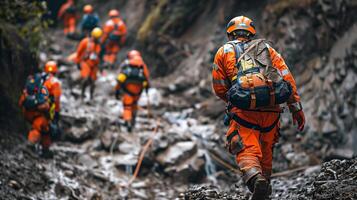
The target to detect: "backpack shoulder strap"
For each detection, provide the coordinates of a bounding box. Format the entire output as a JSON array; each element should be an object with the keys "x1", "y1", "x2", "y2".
[
  {"x1": 237, "y1": 39, "x2": 265, "y2": 63},
  {"x1": 227, "y1": 41, "x2": 243, "y2": 68}
]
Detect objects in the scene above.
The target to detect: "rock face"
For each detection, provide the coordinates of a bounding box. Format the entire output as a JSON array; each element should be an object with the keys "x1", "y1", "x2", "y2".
[
  {"x1": 0, "y1": 24, "x2": 38, "y2": 132},
  {"x1": 258, "y1": 0, "x2": 357, "y2": 162}
]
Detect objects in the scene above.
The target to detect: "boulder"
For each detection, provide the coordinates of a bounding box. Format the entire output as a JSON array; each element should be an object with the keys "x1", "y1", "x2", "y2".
[
  {"x1": 156, "y1": 141, "x2": 197, "y2": 166},
  {"x1": 164, "y1": 150, "x2": 205, "y2": 182}
]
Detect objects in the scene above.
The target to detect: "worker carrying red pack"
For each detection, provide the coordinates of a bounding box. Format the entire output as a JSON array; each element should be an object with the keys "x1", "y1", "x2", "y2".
[
  {"x1": 212, "y1": 16, "x2": 305, "y2": 199},
  {"x1": 42, "y1": 61, "x2": 62, "y2": 139},
  {"x1": 115, "y1": 50, "x2": 150, "y2": 132},
  {"x1": 75, "y1": 27, "x2": 103, "y2": 100},
  {"x1": 19, "y1": 74, "x2": 52, "y2": 158},
  {"x1": 57, "y1": 0, "x2": 77, "y2": 36},
  {"x1": 101, "y1": 9, "x2": 127, "y2": 69}
]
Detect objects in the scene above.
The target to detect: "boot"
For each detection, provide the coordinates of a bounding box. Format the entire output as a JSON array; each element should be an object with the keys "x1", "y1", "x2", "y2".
[
  {"x1": 25, "y1": 142, "x2": 39, "y2": 157},
  {"x1": 41, "y1": 148, "x2": 53, "y2": 159},
  {"x1": 89, "y1": 80, "x2": 95, "y2": 100},
  {"x1": 248, "y1": 173, "x2": 269, "y2": 200},
  {"x1": 123, "y1": 121, "x2": 132, "y2": 132},
  {"x1": 263, "y1": 171, "x2": 272, "y2": 199},
  {"x1": 81, "y1": 78, "x2": 89, "y2": 99}
]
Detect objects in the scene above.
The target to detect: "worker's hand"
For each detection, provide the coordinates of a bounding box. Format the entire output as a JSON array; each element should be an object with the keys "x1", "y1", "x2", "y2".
[
  {"x1": 143, "y1": 81, "x2": 150, "y2": 93},
  {"x1": 292, "y1": 110, "x2": 305, "y2": 131},
  {"x1": 76, "y1": 63, "x2": 81, "y2": 70}
]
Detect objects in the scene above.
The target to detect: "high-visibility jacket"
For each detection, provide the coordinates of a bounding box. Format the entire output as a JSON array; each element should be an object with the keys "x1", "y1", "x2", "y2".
[
  {"x1": 212, "y1": 39, "x2": 300, "y2": 108},
  {"x1": 101, "y1": 17, "x2": 127, "y2": 45}
]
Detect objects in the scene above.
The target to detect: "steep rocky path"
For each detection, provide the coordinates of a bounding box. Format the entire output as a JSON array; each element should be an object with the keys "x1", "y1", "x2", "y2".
[{"x1": 1, "y1": 0, "x2": 357, "y2": 199}]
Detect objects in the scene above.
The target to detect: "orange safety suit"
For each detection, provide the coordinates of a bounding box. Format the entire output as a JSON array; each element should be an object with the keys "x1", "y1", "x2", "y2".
[
  {"x1": 43, "y1": 74, "x2": 62, "y2": 113},
  {"x1": 18, "y1": 88, "x2": 51, "y2": 149},
  {"x1": 57, "y1": 0, "x2": 77, "y2": 35},
  {"x1": 212, "y1": 39, "x2": 301, "y2": 181},
  {"x1": 75, "y1": 37, "x2": 101, "y2": 81},
  {"x1": 116, "y1": 57, "x2": 149, "y2": 123},
  {"x1": 101, "y1": 17, "x2": 127, "y2": 65}
]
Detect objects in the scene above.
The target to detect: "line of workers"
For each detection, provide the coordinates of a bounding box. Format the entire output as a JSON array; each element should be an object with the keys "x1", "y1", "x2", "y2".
[
  {"x1": 19, "y1": 2, "x2": 150, "y2": 158},
  {"x1": 21, "y1": 3, "x2": 307, "y2": 199}
]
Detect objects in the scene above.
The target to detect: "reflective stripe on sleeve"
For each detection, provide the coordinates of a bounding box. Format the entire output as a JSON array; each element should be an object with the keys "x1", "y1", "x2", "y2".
[{"x1": 281, "y1": 69, "x2": 290, "y2": 76}]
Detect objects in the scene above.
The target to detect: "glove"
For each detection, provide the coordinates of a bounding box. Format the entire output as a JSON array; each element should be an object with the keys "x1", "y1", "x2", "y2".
[
  {"x1": 115, "y1": 89, "x2": 121, "y2": 100},
  {"x1": 54, "y1": 111, "x2": 60, "y2": 124},
  {"x1": 144, "y1": 81, "x2": 150, "y2": 93},
  {"x1": 292, "y1": 110, "x2": 305, "y2": 131},
  {"x1": 77, "y1": 63, "x2": 81, "y2": 70}
]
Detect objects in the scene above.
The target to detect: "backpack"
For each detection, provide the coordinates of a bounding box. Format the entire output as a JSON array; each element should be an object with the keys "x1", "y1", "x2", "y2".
[
  {"x1": 122, "y1": 64, "x2": 146, "y2": 83},
  {"x1": 65, "y1": 5, "x2": 76, "y2": 14},
  {"x1": 23, "y1": 74, "x2": 49, "y2": 110},
  {"x1": 81, "y1": 14, "x2": 99, "y2": 30},
  {"x1": 226, "y1": 39, "x2": 292, "y2": 110},
  {"x1": 108, "y1": 22, "x2": 122, "y2": 42}
]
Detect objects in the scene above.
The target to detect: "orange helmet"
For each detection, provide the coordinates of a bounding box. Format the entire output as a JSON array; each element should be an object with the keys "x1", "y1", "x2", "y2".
[
  {"x1": 108, "y1": 9, "x2": 120, "y2": 18},
  {"x1": 226, "y1": 16, "x2": 256, "y2": 36},
  {"x1": 129, "y1": 56, "x2": 143, "y2": 67},
  {"x1": 83, "y1": 4, "x2": 93, "y2": 14},
  {"x1": 44, "y1": 61, "x2": 58, "y2": 74},
  {"x1": 127, "y1": 50, "x2": 141, "y2": 59}
]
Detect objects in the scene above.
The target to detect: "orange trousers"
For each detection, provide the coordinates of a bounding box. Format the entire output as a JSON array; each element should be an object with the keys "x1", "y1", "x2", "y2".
[
  {"x1": 122, "y1": 94, "x2": 140, "y2": 122},
  {"x1": 63, "y1": 15, "x2": 76, "y2": 35},
  {"x1": 80, "y1": 61, "x2": 98, "y2": 81},
  {"x1": 227, "y1": 109, "x2": 279, "y2": 181},
  {"x1": 27, "y1": 115, "x2": 51, "y2": 148},
  {"x1": 103, "y1": 41, "x2": 120, "y2": 65},
  {"x1": 121, "y1": 82, "x2": 143, "y2": 122}
]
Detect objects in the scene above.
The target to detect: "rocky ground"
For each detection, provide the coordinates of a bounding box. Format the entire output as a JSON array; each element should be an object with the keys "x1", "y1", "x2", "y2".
[{"x1": 1, "y1": 0, "x2": 357, "y2": 199}]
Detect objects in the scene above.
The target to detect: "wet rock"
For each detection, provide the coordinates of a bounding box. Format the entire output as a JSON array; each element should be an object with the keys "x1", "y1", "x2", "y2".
[
  {"x1": 321, "y1": 122, "x2": 338, "y2": 135},
  {"x1": 184, "y1": 185, "x2": 220, "y2": 199},
  {"x1": 119, "y1": 141, "x2": 140, "y2": 154},
  {"x1": 90, "y1": 193, "x2": 103, "y2": 200},
  {"x1": 113, "y1": 154, "x2": 138, "y2": 171},
  {"x1": 100, "y1": 130, "x2": 115, "y2": 150},
  {"x1": 77, "y1": 154, "x2": 98, "y2": 169},
  {"x1": 286, "y1": 152, "x2": 310, "y2": 167},
  {"x1": 65, "y1": 126, "x2": 95, "y2": 143},
  {"x1": 54, "y1": 182, "x2": 77, "y2": 198},
  {"x1": 8, "y1": 180, "x2": 20, "y2": 190},
  {"x1": 157, "y1": 141, "x2": 197, "y2": 166},
  {"x1": 165, "y1": 150, "x2": 206, "y2": 182}
]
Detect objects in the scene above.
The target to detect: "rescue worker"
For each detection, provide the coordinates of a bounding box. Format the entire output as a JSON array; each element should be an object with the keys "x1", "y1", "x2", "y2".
[
  {"x1": 101, "y1": 9, "x2": 127, "y2": 69},
  {"x1": 212, "y1": 16, "x2": 305, "y2": 199},
  {"x1": 115, "y1": 51, "x2": 150, "y2": 132},
  {"x1": 42, "y1": 61, "x2": 62, "y2": 125},
  {"x1": 75, "y1": 27, "x2": 103, "y2": 100},
  {"x1": 19, "y1": 74, "x2": 52, "y2": 158},
  {"x1": 118, "y1": 49, "x2": 142, "y2": 70},
  {"x1": 79, "y1": 4, "x2": 100, "y2": 36},
  {"x1": 57, "y1": 0, "x2": 77, "y2": 36}
]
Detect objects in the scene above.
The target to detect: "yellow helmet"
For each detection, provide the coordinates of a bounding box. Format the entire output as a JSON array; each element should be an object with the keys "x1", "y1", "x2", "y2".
[
  {"x1": 91, "y1": 27, "x2": 103, "y2": 39},
  {"x1": 117, "y1": 73, "x2": 127, "y2": 83}
]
